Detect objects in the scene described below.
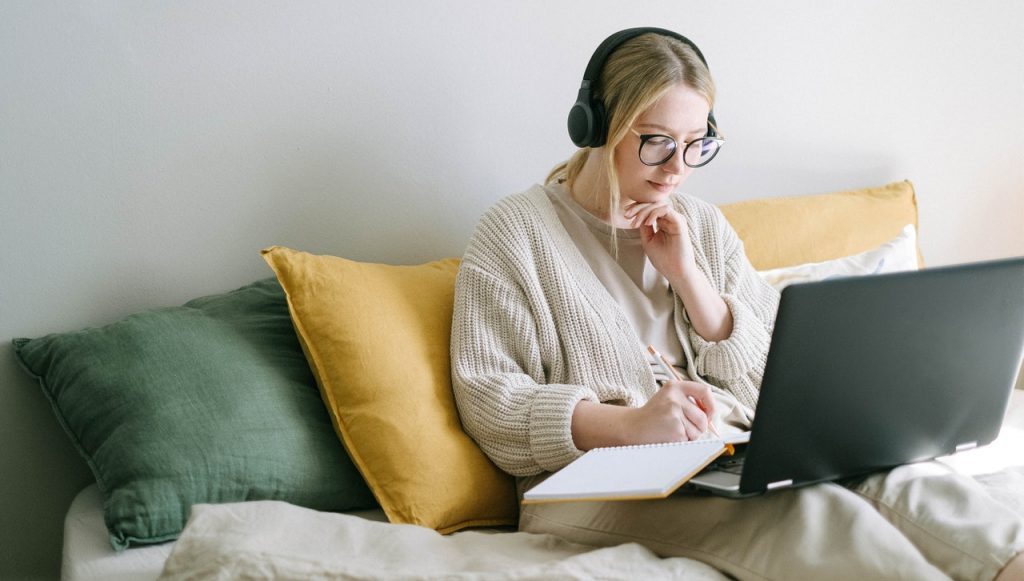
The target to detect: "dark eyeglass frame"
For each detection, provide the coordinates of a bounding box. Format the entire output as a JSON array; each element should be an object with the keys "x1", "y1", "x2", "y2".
[{"x1": 629, "y1": 128, "x2": 725, "y2": 168}]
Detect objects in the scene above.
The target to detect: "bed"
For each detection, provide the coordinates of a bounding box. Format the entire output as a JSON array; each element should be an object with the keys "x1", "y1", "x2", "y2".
[
  {"x1": 14, "y1": 181, "x2": 1022, "y2": 580},
  {"x1": 63, "y1": 389, "x2": 1024, "y2": 580}
]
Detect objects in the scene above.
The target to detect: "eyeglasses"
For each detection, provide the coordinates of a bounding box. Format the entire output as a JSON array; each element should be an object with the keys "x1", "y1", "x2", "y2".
[{"x1": 629, "y1": 128, "x2": 724, "y2": 168}]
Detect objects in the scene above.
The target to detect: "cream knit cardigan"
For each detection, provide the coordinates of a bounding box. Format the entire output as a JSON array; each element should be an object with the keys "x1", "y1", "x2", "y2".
[{"x1": 451, "y1": 185, "x2": 780, "y2": 476}]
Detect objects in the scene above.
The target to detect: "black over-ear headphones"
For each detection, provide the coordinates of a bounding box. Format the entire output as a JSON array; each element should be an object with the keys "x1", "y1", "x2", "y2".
[{"x1": 567, "y1": 27, "x2": 718, "y2": 149}]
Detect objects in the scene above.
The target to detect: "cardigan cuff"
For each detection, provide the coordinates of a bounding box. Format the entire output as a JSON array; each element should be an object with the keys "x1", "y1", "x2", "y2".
[
  {"x1": 527, "y1": 383, "x2": 598, "y2": 472},
  {"x1": 690, "y1": 293, "x2": 771, "y2": 382}
]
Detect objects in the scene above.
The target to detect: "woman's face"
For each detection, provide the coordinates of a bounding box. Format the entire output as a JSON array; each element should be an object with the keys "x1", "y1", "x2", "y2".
[{"x1": 613, "y1": 82, "x2": 712, "y2": 206}]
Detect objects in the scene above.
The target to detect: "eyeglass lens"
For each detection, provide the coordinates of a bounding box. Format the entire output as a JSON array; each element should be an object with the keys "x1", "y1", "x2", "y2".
[{"x1": 639, "y1": 135, "x2": 720, "y2": 168}]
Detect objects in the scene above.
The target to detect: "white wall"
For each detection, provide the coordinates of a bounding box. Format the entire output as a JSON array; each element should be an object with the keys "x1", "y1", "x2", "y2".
[{"x1": 2, "y1": 1, "x2": 1021, "y2": 577}]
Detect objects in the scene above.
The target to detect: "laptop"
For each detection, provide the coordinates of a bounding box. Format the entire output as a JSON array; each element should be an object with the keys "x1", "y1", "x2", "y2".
[{"x1": 687, "y1": 256, "x2": 1024, "y2": 498}]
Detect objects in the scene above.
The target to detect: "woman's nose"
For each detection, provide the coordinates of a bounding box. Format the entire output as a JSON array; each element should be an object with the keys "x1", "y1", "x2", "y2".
[{"x1": 662, "y1": 149, "x2": 687, "y2": 175}]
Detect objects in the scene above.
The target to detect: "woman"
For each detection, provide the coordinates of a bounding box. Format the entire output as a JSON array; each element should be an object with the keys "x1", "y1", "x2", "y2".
[{"x1": 451, "y1": 28, "x2": 1024, "y2": 580}]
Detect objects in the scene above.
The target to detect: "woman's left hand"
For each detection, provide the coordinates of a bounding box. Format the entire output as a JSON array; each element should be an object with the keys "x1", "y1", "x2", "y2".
[{"x1": 624, "y1": 200, "x2": 695, "y2": 280}]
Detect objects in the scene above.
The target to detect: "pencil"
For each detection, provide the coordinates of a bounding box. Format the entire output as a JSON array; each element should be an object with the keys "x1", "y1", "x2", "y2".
[{"x1": 646, "y1": 345, "x2": 721, "y2": 437}]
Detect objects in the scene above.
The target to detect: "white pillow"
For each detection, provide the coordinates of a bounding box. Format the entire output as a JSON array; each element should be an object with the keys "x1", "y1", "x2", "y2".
[{"x1": 758, "y1": 224, "x2": 919, "y2": 291}]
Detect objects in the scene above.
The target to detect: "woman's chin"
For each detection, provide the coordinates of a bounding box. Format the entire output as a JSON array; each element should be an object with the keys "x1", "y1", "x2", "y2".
[{"x1": 625, "y1": 186, "x2": 673, "y2": 204}]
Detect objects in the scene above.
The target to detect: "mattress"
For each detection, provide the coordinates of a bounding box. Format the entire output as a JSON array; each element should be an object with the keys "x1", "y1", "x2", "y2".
[
  {"x1": 62, "y1": 484, "x2": 389, "y2": 581},
  {"x1": 62, "y1": 485, "x2": 172, "y2": 581}
]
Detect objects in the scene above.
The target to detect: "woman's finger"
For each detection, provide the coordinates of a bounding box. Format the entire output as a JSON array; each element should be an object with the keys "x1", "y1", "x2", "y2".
[
  {"x1": 681, "y1": 400, "x2": 710, "y2": 435},
  {"x1": 680, "y1": 381, "x2": 717, "y2": 417},
  {"x1": 680, "y1": 412, "x2": 705, "y2": 441},
  {"x1": 634, "y1": 204, "x2": 668, "y2": 229}
]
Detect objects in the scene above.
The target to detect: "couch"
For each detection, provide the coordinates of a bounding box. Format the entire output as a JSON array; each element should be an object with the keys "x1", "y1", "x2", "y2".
[{"x1": 14, "y1": 180, "x2": 1024, "y2": 580}]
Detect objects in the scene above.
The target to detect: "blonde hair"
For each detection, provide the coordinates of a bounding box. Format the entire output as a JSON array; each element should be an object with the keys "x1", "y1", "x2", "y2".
[{"x1": 547, "y1": 33, "x2": 716, "y2": 213}]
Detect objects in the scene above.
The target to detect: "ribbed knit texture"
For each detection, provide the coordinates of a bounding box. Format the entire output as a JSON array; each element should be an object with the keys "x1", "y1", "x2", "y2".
[{"x1": 451, "y1": 185, "x2": 780, "y2": 476}]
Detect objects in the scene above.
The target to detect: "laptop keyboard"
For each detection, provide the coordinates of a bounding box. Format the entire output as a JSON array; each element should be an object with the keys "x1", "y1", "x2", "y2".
[
  {"x1": 711, "y1": 447, "x2": 747, "y2": 475},
  {"x1": 715, "y1": 456, "x2": 745, "y2": 474}
]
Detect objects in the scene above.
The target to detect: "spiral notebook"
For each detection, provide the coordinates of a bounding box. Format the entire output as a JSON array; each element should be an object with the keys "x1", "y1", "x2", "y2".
[{"x1": 522, "y1": 437, "x2": 738, "y2": 503}]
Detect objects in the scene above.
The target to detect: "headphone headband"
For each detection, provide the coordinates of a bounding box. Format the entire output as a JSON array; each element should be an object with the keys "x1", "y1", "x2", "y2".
[
  {"x1": 568, "y1": 27, "x2": 717, "y2": 148},
  {"x1": 580, "y1": 27, "x2": 710, "y2": 85}
]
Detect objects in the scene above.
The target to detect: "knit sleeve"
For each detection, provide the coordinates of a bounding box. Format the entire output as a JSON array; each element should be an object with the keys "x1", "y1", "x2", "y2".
[
  {"x1": 450, "y1": 228, "x2": 596, "y2": 476},
  {"x1": 682, "y1": 200, "x2": 780, "y2": 405}
]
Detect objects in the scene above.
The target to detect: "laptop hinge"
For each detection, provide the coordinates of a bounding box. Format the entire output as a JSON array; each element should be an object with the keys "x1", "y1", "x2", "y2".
[
  {"x1": 955, "y1": 441, "x2": 978, "y2": 452},
  {"x1": 766, "y1": 479, "x2": 794, "y2": 490}
]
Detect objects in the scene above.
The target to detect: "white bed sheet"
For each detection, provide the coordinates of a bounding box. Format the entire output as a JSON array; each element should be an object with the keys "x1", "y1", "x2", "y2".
[
  {"x1": 63, "y1": 389, "x2": 1024, "y2": 581},
  {"x1": 61, "y1": 485, "x2": 389, "y2": 581},
  {"x1": 62, "y1": 486, "x2": 171, "y2": 581}
]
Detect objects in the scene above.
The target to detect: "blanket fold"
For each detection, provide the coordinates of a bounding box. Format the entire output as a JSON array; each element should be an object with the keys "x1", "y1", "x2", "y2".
[{"x1": 158, "y1": 500, "x2": 728, "y2": 580}]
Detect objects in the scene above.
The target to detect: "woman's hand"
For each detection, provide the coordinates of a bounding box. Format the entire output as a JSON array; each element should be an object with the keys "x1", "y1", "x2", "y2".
[
  {"x1": 623, "y1": 200, "x2": 694, "y2": 281},
  {"x1": 625, "y1": 379, "x2": 717, "y2": 444},
  {"x1": 570, "y1": 380, "x2": 717, "y2": 450}
]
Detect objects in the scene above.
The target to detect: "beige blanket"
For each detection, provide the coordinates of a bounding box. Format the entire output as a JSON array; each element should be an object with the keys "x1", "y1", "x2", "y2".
[
  {"x1": 157, "y1": 500, "x2": 728, "y2": 580},
  {"x1": 159, "y1": 391, "x2": 1024, "y2": 580}
]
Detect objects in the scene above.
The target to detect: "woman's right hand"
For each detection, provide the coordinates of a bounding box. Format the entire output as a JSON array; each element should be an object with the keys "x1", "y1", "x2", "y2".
[
  {"x1": 571, "y1": 381, "x2": 717, "y2": 451},
  {"x1": 626, "y1": 380, "x2": 716, "y2": 444}
]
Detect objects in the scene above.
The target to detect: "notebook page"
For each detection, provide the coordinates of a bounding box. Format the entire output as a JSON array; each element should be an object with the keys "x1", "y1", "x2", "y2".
[{"x1": 523, "y1": 439, "x2": 728, "y2": 503}]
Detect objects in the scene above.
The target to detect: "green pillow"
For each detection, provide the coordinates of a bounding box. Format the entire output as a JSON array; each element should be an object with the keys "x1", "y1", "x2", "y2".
[{"x1": 13, "y1": 278, "x2": 378, "y2": 550}]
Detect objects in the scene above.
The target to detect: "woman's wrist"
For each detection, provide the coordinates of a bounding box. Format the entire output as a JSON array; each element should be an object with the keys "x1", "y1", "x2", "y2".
[
  {"x1": 667, "y1": 256, "x2": 700, "y2": 291},
  {"x1": 570, "y1": 400, "x2": 633, "y2": 451}
]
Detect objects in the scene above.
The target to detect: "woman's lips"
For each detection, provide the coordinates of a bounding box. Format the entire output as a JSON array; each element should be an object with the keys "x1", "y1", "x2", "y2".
[{"x1": 648, "y1": 181, "x2": 675, "y2": 193}]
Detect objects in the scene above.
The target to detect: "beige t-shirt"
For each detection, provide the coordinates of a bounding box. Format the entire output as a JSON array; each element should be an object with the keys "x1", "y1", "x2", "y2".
[{"x1": 545, "y1": 183, "x2": 687, "y2": 381}]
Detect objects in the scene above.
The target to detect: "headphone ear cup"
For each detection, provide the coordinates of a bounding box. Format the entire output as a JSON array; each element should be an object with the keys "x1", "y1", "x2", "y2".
[
  {"x1": 567, "y1": 100, "x2": 594, "y2": 148},
  {"x1": 590, "y1": 98, "x2": 607, "y2": 147},
  {"x1": 567, "y1": 89, "x2": 607, "y2": 148}
]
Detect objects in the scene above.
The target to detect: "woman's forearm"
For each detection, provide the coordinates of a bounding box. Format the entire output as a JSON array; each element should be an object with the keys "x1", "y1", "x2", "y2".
[{"x1": 670, "y1": 262, "x2": 733, "y2": 342}]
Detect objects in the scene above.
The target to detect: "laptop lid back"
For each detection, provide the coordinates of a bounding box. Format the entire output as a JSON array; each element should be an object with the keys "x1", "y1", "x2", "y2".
[{"x1": 739, "y1": 257, "x2": 1024, "y2": 494}]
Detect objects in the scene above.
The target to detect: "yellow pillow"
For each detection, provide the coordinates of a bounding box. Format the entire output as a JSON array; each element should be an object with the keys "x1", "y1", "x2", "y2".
[
  {"x1": 261, "y1": 246, "x2": 517, "y2": 533},
  {"x1": 719, "y1": 180, "x2": 923, "y2": 271}
]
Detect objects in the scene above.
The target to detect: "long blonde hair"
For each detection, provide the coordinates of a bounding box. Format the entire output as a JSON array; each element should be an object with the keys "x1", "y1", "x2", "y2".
[{"x1": 547, "y1": 33, "x2": 717, "y2": 214}]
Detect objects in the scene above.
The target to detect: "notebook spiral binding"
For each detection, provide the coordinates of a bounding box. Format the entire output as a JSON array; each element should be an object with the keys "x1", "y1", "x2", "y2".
[{"x1": 593, "y1": 439, "x2": 716, "y2": 452}]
